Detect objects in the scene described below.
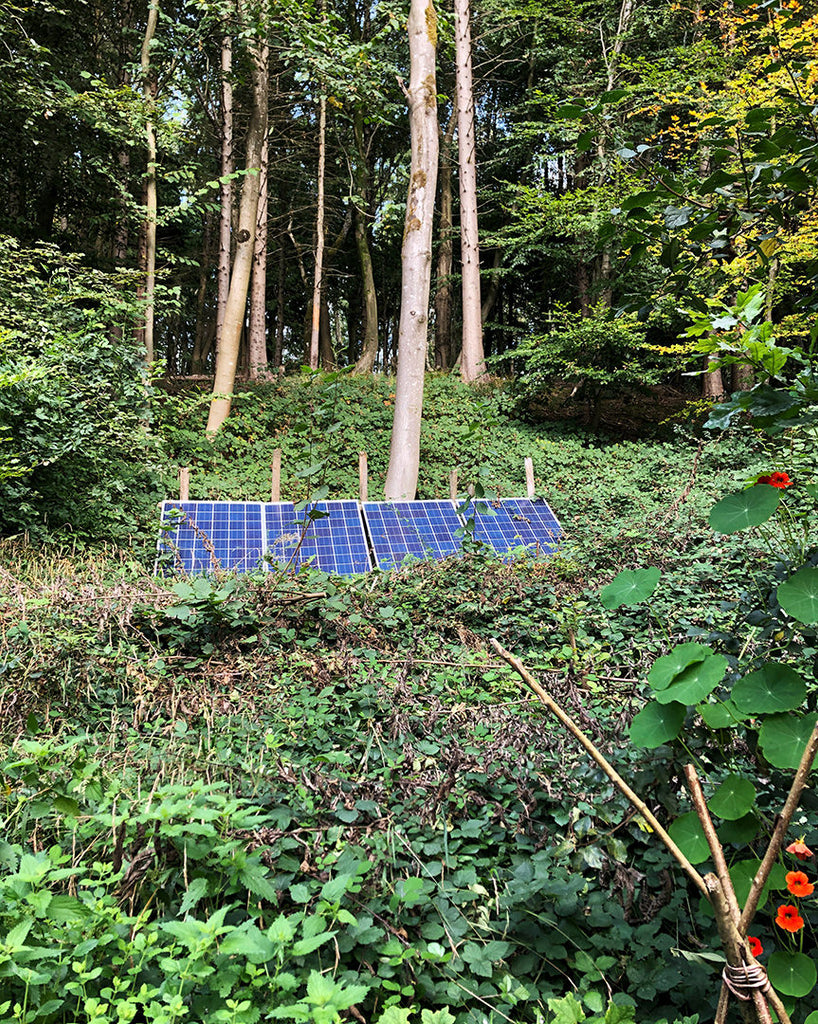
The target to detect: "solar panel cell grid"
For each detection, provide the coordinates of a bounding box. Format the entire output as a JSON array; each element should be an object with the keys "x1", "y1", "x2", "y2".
[
  {"x1": 158, "y1": 501, "x2": 266, "y2": 573},
  {"x1": 264, "y1": 501, "x2": 372, "y2": 575},
  {"x1": 362, "y1": 500, "x2": 463, "y2": 570},
  {"x1": 470, "y1": 498, "x2": 561, "y2": 558}
]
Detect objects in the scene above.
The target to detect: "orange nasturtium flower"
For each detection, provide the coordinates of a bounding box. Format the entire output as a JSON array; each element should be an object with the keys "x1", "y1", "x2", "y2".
[
  {"x1": 786, "y1": 871, "x2": 815, "y2": 897},
  {"x1": 786, "y1": 840, "x2": 814, "y2": 860},
  {"x1": 775, "y1": 905, "x2": 805, "y2": 932},
  {"x1": 748, "y1": 936, "x2": 764, "y2": 957}
]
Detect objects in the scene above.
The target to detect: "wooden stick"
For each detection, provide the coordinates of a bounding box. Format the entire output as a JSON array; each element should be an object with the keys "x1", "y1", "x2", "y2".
[
  {"x1": 492, "y1": 640, "x2": 709, "y2": 898},
  {"x1": 271, "y1": 449, "x2": 282, "y2": 502},
  {"x1": 179, "y1": 467, "x2": 190, "y2": 501},
  {"x1": 524, "y1": 457, "x2": 535, "y2": 498},
  {"x1": 449, "y1": 469, "x2": 458, "y2": 502},
  {"x1": 359, "y1": 452, "x2": 368, "y2": 503}
]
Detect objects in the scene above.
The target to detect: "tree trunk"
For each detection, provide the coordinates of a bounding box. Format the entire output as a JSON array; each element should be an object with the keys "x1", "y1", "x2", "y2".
[
  {"x1": 140, "y1": 0, "x2": 159, "y2": 365},
  {"x1": 248, "y1": 85, "x2": 269, "y2": 378},
  {"x1": 352, "y1": 109, "x2": 380, "y2": 374},
  {"x1": 308, "y1": 92, "x2": 327, "y2": 369},
  {"x1": 434, "y1": 114, "x2": 455, "y2": 370},
  {"x1": 702, "y1": 357, "x2": 725, "y2": 399},
  {"x1": 273, "y1": 246, "x2": 286, "y2": 367},
  {"x1": 454, "y1": 0, "x2": 485, "y2": 382},
  {"x1": 216, "y1": 22, "x2": 234, "y2": 360},
  {"x1": 384, "y1": 0, "x2": 439, "y2": 500},
  {"x1": 192, "y1": 211, "x2": 215, "y2": 373},
  {"x1": 206, "y1": 25, "x2": 269, "y2": 433}
]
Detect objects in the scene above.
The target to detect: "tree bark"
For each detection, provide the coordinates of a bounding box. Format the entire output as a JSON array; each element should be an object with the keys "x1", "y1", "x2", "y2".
[
  {"x1": 434, "y1": 114, "x2": 455, "y2": 370},
  {"x1": 140, "y1": 0, "x2": 159, "y2": 365},
  {"x1": 384, "y1": 0, "x2": 439, "y2": 500},
  {"x1": 454, "y1": 0, "x2": 485, "y2": 382},
  {"x1": 206, "y1": 22, "x2": 269, "y2": 433},
  {"x1": 216, "y1": 21, "x2": 234, "y2": 360},
  {"x1": 352, "y1": 108, "x2": 380, "y2": 374},
  {"x1": 248, "y1": 72, "x2": 269, "y2": 379},
  {"x1": 308, "y1": 92, "x2": 327, "y2": 369}
]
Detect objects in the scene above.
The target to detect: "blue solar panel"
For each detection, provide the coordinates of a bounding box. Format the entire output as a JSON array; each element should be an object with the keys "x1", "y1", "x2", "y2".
[
  {"x1": 469, "y1": 497, "x2": 561, "y2": 558},
  {"x1": 362, "y1": 500, "x2": 463, "y2": 570},
  {"x1": 157, "y1": 501, "x2": 266, "y2": 573},
  {"x1": 264, "y1": 501, "x2": 372, "y2": 575}
]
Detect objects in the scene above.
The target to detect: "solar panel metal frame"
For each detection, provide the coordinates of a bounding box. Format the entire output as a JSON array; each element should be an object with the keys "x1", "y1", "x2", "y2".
[
  {"x1": 264, "y1": 500, "x2": 372, "y2": 575},
  {"x1": 156, "y1": 500, "x2": 267, "y2": 574},
  {"x1": 362, "y1": 499, "x2": 464, "y2": 570},
  {"x1": 467, "y1": 496, "x2": 562, "y2": 559}
]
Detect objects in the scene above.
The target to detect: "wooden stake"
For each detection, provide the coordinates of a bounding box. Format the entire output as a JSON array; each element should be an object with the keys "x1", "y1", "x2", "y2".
[
  {"x1": 179, "y1": 467, "x2": 190, "y2": 501},
  {"x1": 524, "y1": 457, "x2": 535, "y2": 498},
  {"x1": 449, "y1": 469, "x2": 458, "y2": 501},
  {"x1": 359, "y1": 452, "x2": 368, "y2": 502},
  {"x1": 271, "y1": 449, "x2": 282, "y2": 502}
]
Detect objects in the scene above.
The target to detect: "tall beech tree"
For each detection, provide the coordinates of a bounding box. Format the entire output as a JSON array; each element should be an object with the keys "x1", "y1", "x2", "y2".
[
  {"x1": 454, "y1": 0, "x2": 485, "y2": 382},
  {"x1": 383, "y1": 0, "x2": 439, "y2": 500},
  {"x1": 206, "y1": 8, "x2": 269, "y2": 434}
]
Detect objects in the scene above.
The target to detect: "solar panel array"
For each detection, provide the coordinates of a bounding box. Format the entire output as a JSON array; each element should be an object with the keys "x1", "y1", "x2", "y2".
[{"x1": 157, "y1": 497, "x2": 561, "y2": 576}]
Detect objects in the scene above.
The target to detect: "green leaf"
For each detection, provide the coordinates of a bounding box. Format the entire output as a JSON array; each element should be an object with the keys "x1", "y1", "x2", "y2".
[
  {"x1": 629, "y1": 701, "x2": 685, "y2": 748},
  {"x1": 648, "y1": 643, "x2": 711, "y2": 691},
  {"x1": 759, "y1": 714, "x2": 818, "y2": 769},
  {"x1": 600, "y1": 567, "x2": 660, "y2": 609},
  {"x1": 321, "y1": 873, "x2": 354, "y2": 902},
  {"x1": 778, "y1": 567, "x2": 818, "y2": 623},
  {"x1": 292, "y1": 930, "x2": 335, "y2": 956},
  {"x1": 421, "y1": 1010, "x2": 457, "y2": 1024},
  {"x1": 709, "y1": 485, "x2": 781, "y2": 534},
  {"x1": 717, "y1": 813, "x2": 759, "y2": 845},
  {"x1": 239, "y1": 863, "x2": 278, "y2": 903},
  {"x1": 654, "y1": 653, "x2": 727, "y2": 706},
  {"x1": 732, "y1": 663, "x2": 807, "y2": 714},
  {"x1": 220, "y1": 922, "x2": 277, "y2": 964},
  {"x1": 664, "y1": 205, "x2": 693, "y2": 228},
  {"x1": 708, "y1": 774, "x2": 756, "y2": 820},
  {"x1": 376, "y1": 1010, "x2": 413, "y2": 1024},
  {"x1": 697, "y1": 700, "x2": 746, "y2": 728},
  {"x1": 668, "y1": 813, "x2": 710, "y2": 865},
  {"x1": 768, "y1": 952, "x2": 817, "y2": 998}
]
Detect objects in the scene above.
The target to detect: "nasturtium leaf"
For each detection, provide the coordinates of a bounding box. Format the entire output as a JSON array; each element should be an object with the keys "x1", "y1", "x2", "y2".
[
  {"x1": 600, "y1": 567, "x2": 660, "y2": 609},
  {"x1": 717, "y1": 813, "x2": 759, "y2": 845},
  {"x1": 629, "y1": 701, "x2": 685, "y2": 748},
  {"x1": 778, "y1": 567, "x2": 818, "y2": 624},
  {"x1": 768, "y1": 952, "x2": 817, "y2": 998},
  {"x1": 668, "y1": 812, "x2": 710, "y2": 865},
  {"x1": 728, "y1": 859, "x2": 780, "y2": 912},
  {"x1": 698, "y1": 700, "x2": 746, "y2": 729},
  {"x1": 732, "y1": 663, "x2": 807, "y2": 714},
  {"x1": 708, "y1": 774, "x2": 756, "y2": 820},
  {"x1": 759, "y1": 713, "x2": 818, "y2": 770},
  {"x1": 654, "y1": 653, "x2": 728, "y2": 706},
  {"x1": 709, "y1": 485, "x2": 781, "y2": 534},
  {"x1": 804, "y1": 1013, "x2": 818, "y2": 1024},
  {"x1": 648, "y1": 643, "x2": 711, "y2": 691}
]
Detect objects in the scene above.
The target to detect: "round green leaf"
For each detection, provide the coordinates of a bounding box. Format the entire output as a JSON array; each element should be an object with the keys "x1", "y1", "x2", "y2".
[
  {"x1": 732, "y1": 663, "x2": 807, "y2": 714},
  {"x1": 697, "y1": 700, "x2": 746, "y2": 729},
  {"x1": 759, "y1": 713, "x2": 818, "y2": 770},
  {"x1": 600, "y1": 567, "x2": 660, "y2": 610},
  {"x1": 668, "y1": 812, "x2": 710, "y2": 865},
  {"x1": 629, "y1": 701, "x2": 685, "y2": 748},
  {"x1": 729, "y1": 859, "x2": 773, "y2": 912},
  {"x1": 648, "y1": 643, "x2": 712, "y2": 691},
  {"x1": 708, "y1": 774, "x2": 756, "y2": 820},
  {"x1": 803, "y1": 1012, "x2": 818, "y2": 1024},
  {"x1": 778, "y1": 567, "x2": 818, "y2": 624},
  {"x1": 717, "y1": 813, "x2": 759, "y2": 845},
  {"x1": 768, "y1": 952, "x2": 817, "y2": 998},
  {"x1": 654, "y1": 654, "x2": 728, "y2": 706},
  {"x1": 709, "y1": 485, "x2": 781, "y2": 534}
]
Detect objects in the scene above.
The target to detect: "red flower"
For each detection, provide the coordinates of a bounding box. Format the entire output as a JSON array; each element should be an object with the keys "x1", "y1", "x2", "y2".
[
  {"x1": 757, "y1": 472, "x2": 793, "y2": 488},
  {"x1": 748, "y1": 936, "x2": 763, "y2": 957},
  {"x1": 775, "y1": 905, "x2": 805, "y2": 932},
  {"x1": 786, "y1": 840, "x2": 814, "y2": 861},
  {"x1": 786, "y1": 871, "x2": 815, "y2": 897}
]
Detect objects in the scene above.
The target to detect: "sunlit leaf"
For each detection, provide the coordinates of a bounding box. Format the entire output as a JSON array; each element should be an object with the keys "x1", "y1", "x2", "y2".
[
  {"x1": 709, "y1": 485, "x2": 781, "y2": 534},
  {"x1": 778, "y1": 567, "x2": 818, "y2": 623}
]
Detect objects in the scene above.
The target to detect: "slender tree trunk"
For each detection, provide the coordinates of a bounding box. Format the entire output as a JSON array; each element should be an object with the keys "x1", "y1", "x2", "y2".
[
  {"x1": 308, "y1": 94, "x2": 327, "y2": 369},
  {"x1": 192, "y1": 211, "x2": 215, "y2": 373},
  {"x1": 434, "y1": 114, "x2": 455, "y2": 370},
  {"x1": 702, "y1": 357, "x2": 725, "y2": 398},
  {"x1": 141, "y1": 0, "x2": 159, "y2": 365},
  {"x1": 217, "y1": 22, "x2": 234, "y2": 359},
  {"x1": 206, "y1": 24, "x2": 269, "y2": 433},
  {"x1": 454, "y1": 0, "x2": 485, "y2": 382},
  {"x1": 273, "y1": 246, "x2": 286, "y2": 367},
  {"x1": 384, "y1": 0, "x2": 439, "y2": 500},
  {"x1": 352, "y1": 109, "x2": 380, "y2": 374},
  {"x1": 319, "y1": 295, "x2": 335, "y2": 369},
  {"x1": 248, "y1": 87, "x2": 269, "y2": 378}
]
